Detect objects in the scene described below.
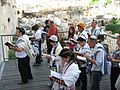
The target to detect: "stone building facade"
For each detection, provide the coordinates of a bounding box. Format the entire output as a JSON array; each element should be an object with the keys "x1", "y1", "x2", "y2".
[{"x1": 0, "y1": 0, "x2": 17, "y2": 65}]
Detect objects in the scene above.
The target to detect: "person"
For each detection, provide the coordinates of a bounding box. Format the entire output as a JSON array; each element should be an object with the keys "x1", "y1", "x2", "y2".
[
  {"x1": 8, "y1": 27, "x2": 33, "y2": 84},
  {"x1": 46, "y1": 20, "x2": 59, "y2": 55},
  {"x1": 43, "y1": 19, "x2": 50, "y2": 33},
  {"x1": 109, "y1": 35, "x2": 120, "y2": 90},
  {"x1": 87, "y1": 19, "x2": 102, "y2": 37},
  {"x1": 84, "y1": 35, "x2": 104, "y2": 90},
  {"x1": 46, "y1": 35, "x2": 63, "y2": 72},
  {"x1": 49, "y1": 48, "x2": 81, "y2": 90},
  {"x1": 43, "y1": 35, "x2": 62, "y2": 87},
  {"x1": 31, "y1": 24, "x2": 43, "y2": 66},
  {"x1": 42, "y1": 19, "x2": 51, "y2": 43},
  {"x1": 68, "y1": 26, "x2": 77, "y2": 50},
  {"x1": 77, "y1": 22, "x2": 88, "y2": 42},
  {"x1": 97, "y1": 34, "x2": 109, "y2": 54},
  {"x1": 74, "y1": 36, "x2": 90, "y2": 90}
]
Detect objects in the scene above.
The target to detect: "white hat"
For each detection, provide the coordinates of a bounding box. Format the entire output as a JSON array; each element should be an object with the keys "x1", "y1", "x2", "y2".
[
  {"x1": 49, "y1": 35, "x2": 58, "y2": 42},
  {"x1": 90, "y1": 35, "x2": 97, "y2": 40}
]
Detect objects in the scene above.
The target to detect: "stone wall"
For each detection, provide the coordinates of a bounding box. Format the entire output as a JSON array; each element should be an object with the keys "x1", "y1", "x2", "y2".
[{"x1": 0, "y1": 0, "x2": 17, "y2": 65}]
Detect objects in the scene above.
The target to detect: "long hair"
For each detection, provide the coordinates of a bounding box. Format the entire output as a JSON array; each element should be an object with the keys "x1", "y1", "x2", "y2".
[
  {"x1": 59, "y1": 48, "x2": 76, "y2": 63},
  {"x1": 68, "y1": 26, "x2": 75, "y2": 39}
]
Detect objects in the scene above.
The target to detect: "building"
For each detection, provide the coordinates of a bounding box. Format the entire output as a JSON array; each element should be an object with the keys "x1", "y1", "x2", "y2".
[{"x1": 0, "y1": 0, "x2": 17, "y2": 65}]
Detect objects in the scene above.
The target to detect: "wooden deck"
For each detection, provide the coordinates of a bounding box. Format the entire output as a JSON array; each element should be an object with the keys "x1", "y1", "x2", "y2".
[{"x1": 0, "y1": 59, "x2": 111, "y2": 90}]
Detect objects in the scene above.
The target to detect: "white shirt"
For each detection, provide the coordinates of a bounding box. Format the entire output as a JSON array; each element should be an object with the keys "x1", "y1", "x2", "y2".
[
  {"x1": 34, "y1": 28, "x2": 42, "y2": 40},
  {"x1": 15, "y1": 51, "x2": 27, "y2": 58}
]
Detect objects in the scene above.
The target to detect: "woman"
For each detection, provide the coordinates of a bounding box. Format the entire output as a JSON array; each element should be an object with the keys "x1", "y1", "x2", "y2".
[
  {"x1": 68, "y1": 26, "x2": 77, "y2": 50},
  {"x1": 50, "y1": 48, "x2": 81, "y2": 90}
]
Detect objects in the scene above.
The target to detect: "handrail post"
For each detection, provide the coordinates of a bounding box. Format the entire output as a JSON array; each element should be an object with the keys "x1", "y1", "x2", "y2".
[{"x1": 1, "y1": 35, "x2": 5, "y2": 62}]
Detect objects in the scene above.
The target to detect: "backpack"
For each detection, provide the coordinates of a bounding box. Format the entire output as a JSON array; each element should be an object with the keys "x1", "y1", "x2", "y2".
[{"x1": 96, "y1": 46, "x2": 111, "y2": 76}]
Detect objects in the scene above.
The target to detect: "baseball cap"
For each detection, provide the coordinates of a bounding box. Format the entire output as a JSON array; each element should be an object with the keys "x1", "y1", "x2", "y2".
[{"x1": 77, "y1": 22, "x2": 85, "y2": 29}]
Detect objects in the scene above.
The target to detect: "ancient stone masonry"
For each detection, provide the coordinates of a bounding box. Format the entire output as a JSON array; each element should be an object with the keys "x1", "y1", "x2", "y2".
[{"x1": 0, "y1": 0, "x2": 17, "y2": 64}]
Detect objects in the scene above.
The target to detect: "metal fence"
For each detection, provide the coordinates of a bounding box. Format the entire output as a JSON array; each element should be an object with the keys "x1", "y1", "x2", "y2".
[
  {"x1": 104, "y1": 34, "x2": 117, "y2": 53},
  {"x1": 0, "y1": 35, "x2": 16, "y2": 62},
  {"x1": 0, "y1": 32, "x2": 117, "y2": 63}
]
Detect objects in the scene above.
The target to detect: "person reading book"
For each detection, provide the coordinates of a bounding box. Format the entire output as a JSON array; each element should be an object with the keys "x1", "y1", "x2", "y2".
[
  {"x1": 5, "y1": 42, "x2": 15, "y2": 49},
  {"x1": 6, "y1": 27, "x2": 33, "y2": 85},
  {"x1": 49, "y1": 48, "x2": 81, "y2": 90}
]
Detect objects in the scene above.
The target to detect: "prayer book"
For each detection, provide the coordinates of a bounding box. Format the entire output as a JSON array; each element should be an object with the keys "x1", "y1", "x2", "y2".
[
  {"x1": 77, "y1": 55, "x2": 86, "y2": 62},
  {"x1": 50, "y1": 70, "x2": 61, "y2": 80},
  {"x1": 5, "y1": 42, "x2": 14, "y2": 47}
]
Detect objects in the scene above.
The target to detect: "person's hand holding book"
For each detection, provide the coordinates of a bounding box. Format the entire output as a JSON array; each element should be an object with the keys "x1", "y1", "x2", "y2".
[{"x1": 5, "y1": 42, "x2": 15, "y2": 50}]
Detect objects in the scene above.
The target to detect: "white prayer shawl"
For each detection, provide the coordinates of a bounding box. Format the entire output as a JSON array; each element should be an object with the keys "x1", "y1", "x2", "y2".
[
  {"x1": 16, "y1": 35, "x2": 30, "y2": 49},
  {"x1": 62, "y1": 63, "x2": 81, "y2": 88},
  {"x1": 52, "y1": 62, "x2": 81, "y2": 90},
  {"x1": 50, "y1": 42, "x2": 63, "y2": 72},
  {"x1": 78, "y1": 30, "x2": 88, "y2": 42},
  {"x1": 88, "y1": 26, "x2": 102, "y2": 37},
  {"x1": 16, "y1": 35, "x2": 35, "y2": 60},
  {"x1": 91, "y1": 43, "x2": 105, "y2": 74}
]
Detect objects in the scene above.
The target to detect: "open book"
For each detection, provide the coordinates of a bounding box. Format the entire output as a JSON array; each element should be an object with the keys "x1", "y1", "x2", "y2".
[
  {"x1": 50, "y1": 70, "x2": 61, "y2": 80},
  {"x1": 5, "y1": 42, "x2": 15, "y2": 47},
  {"x1": 42, "y1": 53, "x2": 51, "y2": 58},
  {"x1": 77, "y1": 55, "x2": 86, "y2": 62}
]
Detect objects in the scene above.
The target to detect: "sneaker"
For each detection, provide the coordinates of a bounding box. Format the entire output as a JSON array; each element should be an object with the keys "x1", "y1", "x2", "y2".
[
  {"x1": 18, "y1": 81, "x2": 28, "y2": 85},
  {"x1": 33, "y1": 63, "x2": 40, "y2": 66}
]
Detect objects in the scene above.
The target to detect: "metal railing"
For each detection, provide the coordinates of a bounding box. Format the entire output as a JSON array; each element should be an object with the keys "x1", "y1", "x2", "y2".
[
  {"x1": 0, "y1": 35, "x2": 16, "y2": 62},
  {"x1": 0, "y1": 32, "x2": 117, "y2": 63}
]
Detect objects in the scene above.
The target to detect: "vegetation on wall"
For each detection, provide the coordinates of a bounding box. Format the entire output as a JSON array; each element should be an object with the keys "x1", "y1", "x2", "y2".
[
  {"x1": 105, "y1": 18, "x2": 120, "y2": 34},
  {"x1": 89, "y1": 0, "x2": 99, "y2": 6},
  {"x1": 104, "y1": 0, "x2": 112, "y2": 6},
  {"x1": 8, "y1": 50, "x2": 16, "y2": 60}
]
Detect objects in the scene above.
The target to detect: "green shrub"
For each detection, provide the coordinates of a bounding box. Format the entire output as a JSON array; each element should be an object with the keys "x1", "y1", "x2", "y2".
[
  {"x1": 105, "y1": 24, "x2": 120, "y2": 34},
  {"x1": 8, "y1": 50, "x2": 16, "y2": 60}
]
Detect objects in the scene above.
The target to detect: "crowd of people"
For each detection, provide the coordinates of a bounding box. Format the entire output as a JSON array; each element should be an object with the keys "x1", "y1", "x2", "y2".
[{"x1": 6, "y1": 19, "x2": 120, "y2": 90}]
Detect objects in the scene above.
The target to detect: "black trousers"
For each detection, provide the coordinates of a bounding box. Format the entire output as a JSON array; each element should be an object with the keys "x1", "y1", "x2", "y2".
[
  {"x1": 46, "y1": 38, "x2": 53, "y2": 54},
  {"x1": 90, "y1": 71, "x2": 102, "y2": 90},
  {"x1": 35, "y1": 40, "x2": 42, "y2": 64},
  {"x1": 76, "y1": 66, "x2": 87, "y2": 90},
  {"x1": 110, "y1": 67, "x2": 120, "y2": 90},
  {"x1": 18, "y1": 55, "x2": 33, "y2": 83}
]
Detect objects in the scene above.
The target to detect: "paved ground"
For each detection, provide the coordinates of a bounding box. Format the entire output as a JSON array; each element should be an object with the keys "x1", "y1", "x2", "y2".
[{"x1": 0, "y1": 59, "x2": 111, "y2": 90}]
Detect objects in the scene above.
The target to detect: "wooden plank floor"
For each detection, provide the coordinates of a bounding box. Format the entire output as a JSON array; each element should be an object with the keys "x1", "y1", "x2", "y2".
[{"x1": 0, "y1": 59, "x2": 111, "y2": 90}]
